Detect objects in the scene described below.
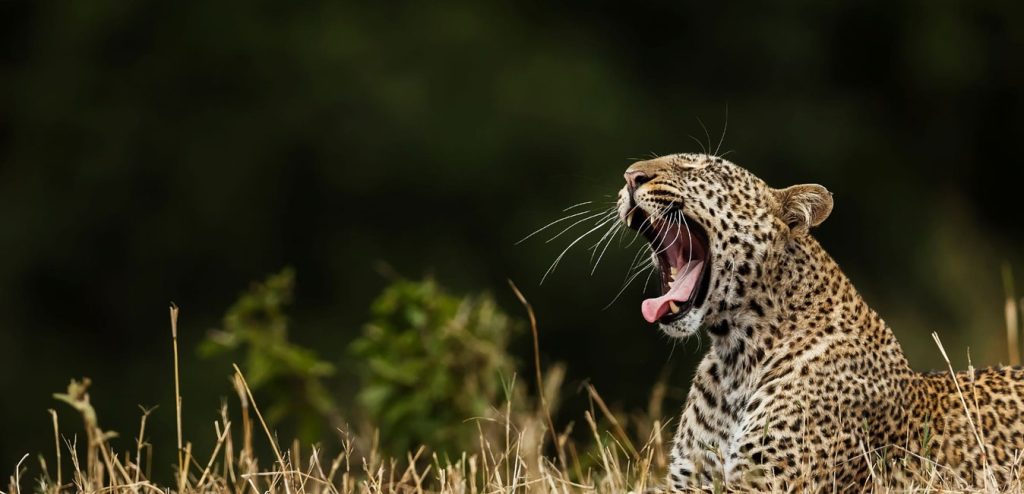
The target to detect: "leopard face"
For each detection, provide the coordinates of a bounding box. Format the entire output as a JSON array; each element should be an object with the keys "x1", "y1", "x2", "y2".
[{"x1": 616, "y1": 153, "x2": 832, "y2": 339}]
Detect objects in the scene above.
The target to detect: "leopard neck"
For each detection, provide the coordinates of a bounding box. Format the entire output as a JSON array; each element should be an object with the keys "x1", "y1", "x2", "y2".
[{"x1": 705, "y1": 233, "x2": 911, "y2": 378}]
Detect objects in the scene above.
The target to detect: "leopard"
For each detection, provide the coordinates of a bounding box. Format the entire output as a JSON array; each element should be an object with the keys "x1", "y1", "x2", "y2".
[{"x1": 614, "y1": 153, "x2": 1024, "y2": 492}]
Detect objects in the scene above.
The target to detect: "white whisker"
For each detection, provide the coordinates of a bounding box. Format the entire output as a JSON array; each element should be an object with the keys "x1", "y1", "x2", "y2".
[
  {"x1": 562, "y1": 200, "x2": 594, "y2": 212},
  {"x1": 585, "y1": 219, "x2": 622, "y2": 276},
  {"x1": 688, "y1": 134, "x2": 707, "y2": 155},
  {"x1": 617, "y1": 223, "x2": 632, "y2": 245},
  {"x1": 714, "y1": 105, "x2": 728, "y2": 158},
  {"x1": 627, "y1": 245, "x2": 651, "y2": 273},
  {"x1": 589, "y1": 222, "x2": 623, "y2": 276},
  {"x1": 540, "y1": 216, "x2": 618, "y2": 284},
  {"x1": 680, "y1": 212, "x2": 696, "y2": 279},
  {"x1": 642, "y1": 204, "x2": 678, "y2": 256},
  {"x1": 631, "y1": 258, "x2": 655, "y2": 276},
  {"x1": 545, "y1": 210, "x2": 614, "y2": 243},
  {"x1": 605, "y1": 262, "x2": 656, "y2": 309},
  {"x1": 515, "y1": 209, "x2": 593, "y2": 245},
  {"x1": 650, "y1": 213, "x2": 682, "y2": 258},
  {"x1": 698, "y1": 117, "x2": 713, "y2": 156},
  {"x1": 642, "y1": 262, "x2": 658, "y2": 293},
  {"x1": 587, "y1": 212, "x2": 620, "y2": 253},
  {"x1": 625, "y1": 203, "x2": 673, "y2": 249}
]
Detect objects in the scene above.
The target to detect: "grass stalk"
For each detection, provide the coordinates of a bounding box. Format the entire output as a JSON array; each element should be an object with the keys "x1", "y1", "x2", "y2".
[
  {"x1": 1002, "y1": 264, "x2": 1020, "y2": 366},
  {"x1": 170, "y1": 303, "x2": 186, "y2": 491}
]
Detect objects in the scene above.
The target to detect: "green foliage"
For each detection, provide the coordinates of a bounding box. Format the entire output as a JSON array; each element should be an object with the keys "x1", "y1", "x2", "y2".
[
  {"x1": 350, "y1": 278, "x2": 520, "y2": 456},
  {"x1": 201, "y1": 268, "x2": 339, "y2": 440}
]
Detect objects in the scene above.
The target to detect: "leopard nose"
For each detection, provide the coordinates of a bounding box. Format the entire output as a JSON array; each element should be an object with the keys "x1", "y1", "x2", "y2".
[{"x1": 624, "y1": 170, "x2": 654, "y2": 191}]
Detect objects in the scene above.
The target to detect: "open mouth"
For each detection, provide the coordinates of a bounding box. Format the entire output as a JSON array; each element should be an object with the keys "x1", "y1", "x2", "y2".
[{"x1": 626, "y1": 207, "x2": 712, "y2": 324}]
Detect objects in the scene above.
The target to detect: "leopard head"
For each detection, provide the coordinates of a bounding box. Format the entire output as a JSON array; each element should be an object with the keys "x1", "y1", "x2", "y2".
[{"x1": 616, "y1": 153, "x2": 833, "y2": 338}]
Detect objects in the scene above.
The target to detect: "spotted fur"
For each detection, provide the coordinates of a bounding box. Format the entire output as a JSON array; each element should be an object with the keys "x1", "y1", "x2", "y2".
[{"x1": 615, "y1": 153, "x2": 1024, "y2": 491}]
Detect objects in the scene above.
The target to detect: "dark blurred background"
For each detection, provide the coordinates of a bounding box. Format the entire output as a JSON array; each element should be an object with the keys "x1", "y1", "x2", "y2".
[{"x1": 2, "y1": 0, "x2": 1023, "y2": 472}]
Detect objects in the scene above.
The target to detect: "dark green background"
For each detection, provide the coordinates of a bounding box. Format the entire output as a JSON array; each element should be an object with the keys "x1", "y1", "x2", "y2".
[{"x1": 2, "y1": 0, "x2": 1023, "y2": 472}]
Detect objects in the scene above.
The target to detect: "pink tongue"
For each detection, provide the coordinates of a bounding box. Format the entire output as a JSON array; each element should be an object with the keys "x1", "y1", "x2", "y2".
[{"x1": 641, "y1": 261, "x2": 704, "y2": 323}]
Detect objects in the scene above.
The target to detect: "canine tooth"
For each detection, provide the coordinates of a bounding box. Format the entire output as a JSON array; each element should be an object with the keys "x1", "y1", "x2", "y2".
[
  {"x1": 626, "y1": 215, "x2": 633, "y2": 228},
  {"x1": 670, "y1": 266, "x2": 678, "y2": 277},
  {"x1": 669, "y1": 301, "x2": 680, "y2": 313}
]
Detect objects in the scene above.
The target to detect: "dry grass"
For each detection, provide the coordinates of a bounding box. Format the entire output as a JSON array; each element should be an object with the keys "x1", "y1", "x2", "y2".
[
  {"x1": 6, "y1": 302, "x2": 673, "y2": 494},
  {"x1": 11, "y1": 362, "x2": 668, "y2": 494},
  {"x1": 6, "y1": 285, "x2": 1024, "y2": 494}
]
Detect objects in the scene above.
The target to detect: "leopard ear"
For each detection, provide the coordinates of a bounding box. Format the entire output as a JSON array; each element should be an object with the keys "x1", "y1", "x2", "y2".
[{"x1": 774, "y1": 184, "x2": 833, "y2": 236}]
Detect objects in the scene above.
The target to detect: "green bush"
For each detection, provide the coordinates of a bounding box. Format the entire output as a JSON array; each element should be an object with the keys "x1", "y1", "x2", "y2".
[
  {"x1": 349, "y1": 278, "x2": 520, "y2": 456},
  {"x1": 200, "y1": 268, "x2": 339, "y2": 440}
]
